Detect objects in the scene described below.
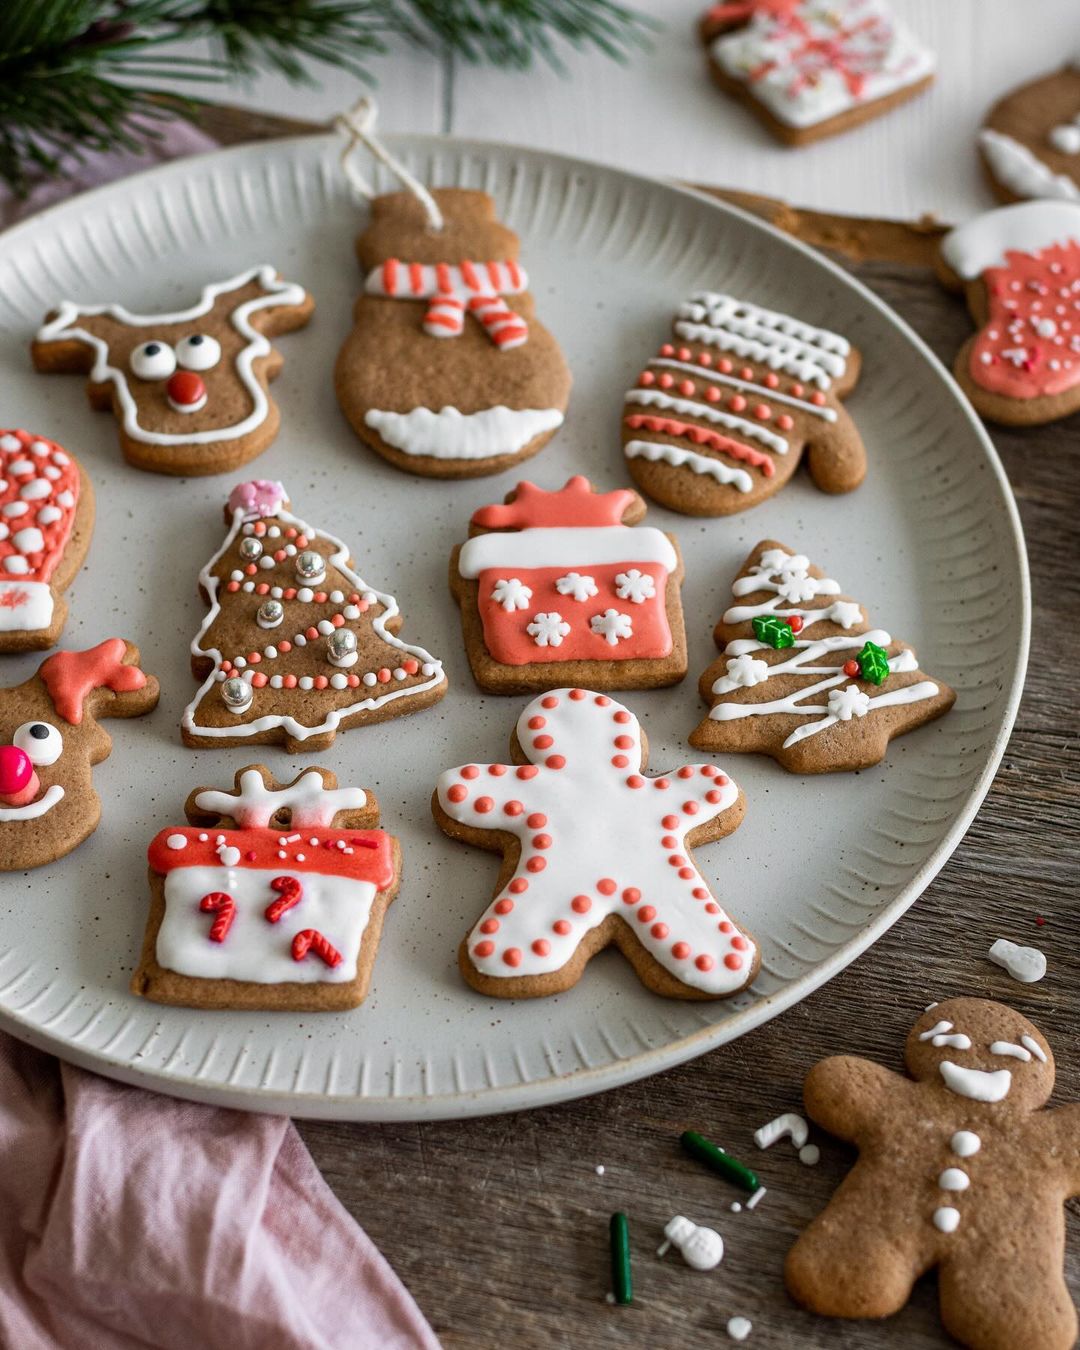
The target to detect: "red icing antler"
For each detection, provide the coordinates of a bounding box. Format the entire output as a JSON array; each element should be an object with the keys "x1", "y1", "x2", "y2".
[
  {"x1": 471, "y1": 476, "x2": 636, "y2": 531},
  {"x1": 39, "y1": 638, "x2": 147, "y2": 725}
]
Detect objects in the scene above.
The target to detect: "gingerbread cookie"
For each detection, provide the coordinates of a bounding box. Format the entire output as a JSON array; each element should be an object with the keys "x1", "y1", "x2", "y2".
[
  {"x1": 690, "y1": 541, "x2": 954, "y2": 772},
  {"x1": 0, "y1": 429, "x2": 93, "y2": 651},
  {"x1": 699, "y1": 0, "x2": 935, "y2": 146},
  {"x1": 979, "y1": 60, "x2": 1080, "y2": 204},
  {"x1": 31, "y1": 266, "x2": 314, "y2": 476},
  {"x1": 786, "y1": 997, "x2": 1079, "y2": 1350},
  {"x1": 450, "y1": 476, "x2": 687, "y2": 695},
  {"x1": 133, "y1": 766, "x2": 400, "y2": 1012},
  {"x1": 335, "y1": 188, "x2": 571, "y2": 478},
  {"x1": 433, "y1": 687, "x2": 758, "y2": 999},
  {"x1": 182, "y1": 479, "x2": 447, "y2": 751},
  {"x1": 622, "y1": 294, "x2": 866, "y2": 515},
  {"x1": 0, "y1": 639, "x2": 159, "y2": 872},
  {"x1": 938, "y1": 200, "x2": 1080, "y2": 425}
]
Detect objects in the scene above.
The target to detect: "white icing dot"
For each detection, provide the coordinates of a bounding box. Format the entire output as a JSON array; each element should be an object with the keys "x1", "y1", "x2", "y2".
[
  {"x1": 268, "y1": 526, "x2": 280, "y2": 538},
  {"x1": 363, "y1": 672, "x2": 377, "y2": 686},
  {"x1": 9, "y1": 460, "x2": 33, "y2": 476},
  {"x1": 343, "y1": 605, "x2": 360, "y2": 620},
  {"x1": 270, "y1": 676, "x2": 283, "y2": 689},
  {"x1": 258, "y1": 555, "x2": 274, "y2": 568},
  {"x1": 218, "y1": 846, "x2": 241, "y2": 867},
  {"x1": 727, "y1": 1317, "x2": 752, "y2": 1342},
  {"x1": 241, "y1": 581, "x2": 255, "y2": 592},
  {"x1": 421, "y1": 663, "x2": 436, "y2": 677},
  {"x1": 20, "y1": 479, "x2": 52, "y2": 500},
  {"x1": 798, "y1": 1144, "x2": 820, "y2": 1166},
  {"x1": 317, "y1": 620, "x2": 334, "y2": 636},
  {"x1": 298, "y1": 587, "x2": 314, "y2": 603},
  {"x1": 0, "y1": 435, "x2": 20, "y2": 450},
  {"x1": 198, "y1": 833, "x2": 208, "y2": 842},
  {"x1": 12, "y1": 527, "x2": 44, "y2": 554},
  {"x1": 233, "y1": 657, "x2": 247, "y2": 669},
  {"x1": 3, "y1": 557, "x2": 29, "y2": 574},
  {"x1": 165, "y1": 833, "x2": 188, "y2": 850},
  {"x1": 294, "y1": 634, "x2": 307, "y2": 647},
  {"x1": 934, "y1": 1206, "x2": 960, "y2": 1233},
  {"x1": 230, "y1": 570, "x2": 244, "y2": 582},
  {"x1": 299, "y1": 676, "x2": 314, "y2": 690},
  {"x1": 393, "y1": 667, "x2": 406, "y2": 680},
  {"x1": 43, "y1": 465, "x2": 61, "y2": 480},
  {"x1": 938, "y1": 1168, "x2": 969, "y2": 1192},
  {"x1": 363, "y1": 591, "x2": 377, "y2": 604},
  {"x1": 330, "y1": 673, "x2": 348, "y2": 689},
  {"x1": 270, "y1": 587, "x2": 283, "y2": 599},
  {"x1": 950, "y1": 1131, "x2": 980, "y2": 1157},
  {"x1": 329, "y1": 590, "x2": 344, "y2": 603},
  {"x1": 2, "y1": 502, "x2": 29, "y2": 517},
  {"x1": 30, "y1": 441, "x2": 50, "y2": 456},
  {"x1": 37, "y1": 505, "x2": 62, "y2": 525},
  {"x1": 51, "y1": 450, "x2": 69, "y2": 465}
]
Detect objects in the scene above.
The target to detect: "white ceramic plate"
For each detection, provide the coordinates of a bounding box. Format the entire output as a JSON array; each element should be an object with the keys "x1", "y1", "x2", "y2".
[{"x1": 0, "y1": 136, "x2": 1028, "y2": 1119}]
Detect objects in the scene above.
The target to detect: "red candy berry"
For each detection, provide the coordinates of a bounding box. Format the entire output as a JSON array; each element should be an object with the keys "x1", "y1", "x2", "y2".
[{"x1": 843, "y1": 659, "x2": 860, "y2": 678}]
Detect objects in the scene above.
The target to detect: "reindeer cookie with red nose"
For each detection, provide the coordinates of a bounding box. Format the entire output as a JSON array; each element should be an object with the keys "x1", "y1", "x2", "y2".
[
  {"x1": 786, "y1": 997, "x2": 1080, "y2": 1350},
  {"x1": 31, "y1": 266, "x2": 314, "y2": 476},
  {"x1": 0, "y1": 639, "x2": 159, "y2": 871}
]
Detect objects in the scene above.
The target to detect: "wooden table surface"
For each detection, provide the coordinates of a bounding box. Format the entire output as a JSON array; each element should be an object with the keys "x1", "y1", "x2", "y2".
[{"x1": 204, "y1": 106, "x2": 1078, "y2": 1349}]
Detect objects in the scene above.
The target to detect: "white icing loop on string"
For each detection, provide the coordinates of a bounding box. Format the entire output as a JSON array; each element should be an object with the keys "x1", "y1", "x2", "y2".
[{"x1": 334, "y1": 96, "x2": 444, "y2": 232}]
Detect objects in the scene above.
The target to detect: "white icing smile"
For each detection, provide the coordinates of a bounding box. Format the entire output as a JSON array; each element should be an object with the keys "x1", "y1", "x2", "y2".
[
  {"x1": 939, "y1": 1061, "x2": 1012, "y2": 1103},
  {"x1": 168, "y1": 392, "x2": 208, "y2": 415},
  {"x1": 0, "y1": 782, "x2": 65, "y2": 823}
]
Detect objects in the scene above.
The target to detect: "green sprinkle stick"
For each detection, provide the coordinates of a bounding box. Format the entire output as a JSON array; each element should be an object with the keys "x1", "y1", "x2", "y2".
[
  {"x1": 609, "y1": 1212, "x2": 632, "y2": 1305},
  {"x1": 681, "y1": 1130, "x2": 760, "y2": 1193}
]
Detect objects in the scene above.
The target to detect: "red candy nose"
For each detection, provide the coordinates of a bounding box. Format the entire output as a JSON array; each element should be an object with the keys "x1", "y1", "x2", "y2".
[
  {"x1": 166, "y1": 370, "x2": 206, "y2": 406},
  {"x1": 0, "y1": 745, "x2": 38, "y2": 805}
]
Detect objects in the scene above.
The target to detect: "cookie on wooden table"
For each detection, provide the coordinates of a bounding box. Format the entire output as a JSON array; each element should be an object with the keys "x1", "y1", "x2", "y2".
[{"x1": 979, "y1": 59, "x2": 1080, "y2": 204}]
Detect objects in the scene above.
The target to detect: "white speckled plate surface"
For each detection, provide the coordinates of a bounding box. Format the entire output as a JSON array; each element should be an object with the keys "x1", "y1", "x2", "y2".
[{"x1": 0, "y1": 136, "x2": 1028, "y2": 1118}]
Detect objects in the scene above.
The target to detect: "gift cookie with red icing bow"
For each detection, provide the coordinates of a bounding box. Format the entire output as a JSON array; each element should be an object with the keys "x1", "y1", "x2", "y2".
[
  {"x1": 335, "y1": 188, "x2": 571, "y2": 478},
  {"x1": 31, "y1": 266, "x2": 314, "y2": 476},
  {"x1": 938, "y1": 200, "x2": 1080, "y2": 425},
  {"x1": 786, "y1": 998, "x2": 1080, "y2": 1350},
  {"x1": 0, "y1": 429, "x2": 93, "y2": 651},
  {"x1": 133, "y1": 765, "x2": 401, "y2": 1012},
  {"x1": 623, "y1": 293, "x2": 866, "y2": 515},
  {"x1": 699, "y1": 0, "x2": 935, "y2": 146},
  {"x1": 450, "y1": 476, "x2": 687, "y2": 694},
  {"x1": 0, "y1": 639, "x2": 159, "y2": 872},
  {"x1": 434, "y1": 687, "x2": 758, "y2": 1000}
]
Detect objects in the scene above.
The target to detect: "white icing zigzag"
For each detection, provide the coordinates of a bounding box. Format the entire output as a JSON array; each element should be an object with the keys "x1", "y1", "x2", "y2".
[{"x1": 674, "y1": 294, "x2": 850, "y2": 389}]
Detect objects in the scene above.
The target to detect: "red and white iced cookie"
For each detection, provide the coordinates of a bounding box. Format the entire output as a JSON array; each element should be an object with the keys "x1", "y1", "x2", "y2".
[{"x1": 132, "y1": 765, "x2": 401, "y2": 1011}]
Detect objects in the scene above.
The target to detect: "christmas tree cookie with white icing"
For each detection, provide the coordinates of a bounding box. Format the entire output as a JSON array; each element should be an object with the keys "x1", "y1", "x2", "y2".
[
  {"x1": 0, "y1": 428, "x2": 94, "y2": 652},
  {"x1": 979, "y1": 58, "x2": 1080, "y2": 205},
  {"x1": 182, "y1": 480, "x2": 447, "y2": 751},
  {"x1": 690, "y1": 541, "x2": 954, "y2": 773},
  {"x1": 31, "y1": 266, "x2": 313, "y2": 476},
  {"x1": 335, "y1": 188, "x2": 571, "y2": 478},
  {"x1": 938, "y1": 200, "x2": 1080, "y2": 425},
  {"x1": 450, "y1": 476, "x2": 688, "y2": 694},
  {"x1": 132, "y1": 766, "x2": 400, "y2": 1011},
  {"x1": 434, "y1": 687, "x2": 758, "y2": 1000},
  {"x1": 622, "y1": 293, "x2": 867, "y2": 516},
  {"x1": 699, "y1": 0, "x2": 935, "y2": 146}
]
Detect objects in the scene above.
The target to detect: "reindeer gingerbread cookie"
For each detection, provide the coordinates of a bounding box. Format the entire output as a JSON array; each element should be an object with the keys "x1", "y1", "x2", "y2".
[
  {"x1": 0, "y1": 639, "x2": 159, "y2": 871},
  {"x1": 335, "y1": 188, "x2": 572, "y2": 478},
  {"x1": 31, "y1": 266, "x2": 314, "y2": 475},
  {"x1": 433, "y1": 687, "x2": 759, "y2": 1000},
  {"x1": 133, "y1": 766, "x2": 401, "y2": 1012},
  {"x1": 787, "y1": 997, "x2": 1080, "y2": 1350}
]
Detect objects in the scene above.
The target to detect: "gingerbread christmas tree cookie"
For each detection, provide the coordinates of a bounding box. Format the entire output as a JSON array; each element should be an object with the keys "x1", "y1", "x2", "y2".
[
  {"x1": 787, "y1": 998, "x2": 1080, "y2": 1350},
  {"x1": 433, "y1": 687, "x2": 758, "y2": 1000},
  {"x1": 182, "y1": 480, "x2": 447, "y2": 751},
  {"x1": 690, "y1": 541, "x2": 954, "y2": 772},
  {"x1": 450, "y1": 476, "x2": 687, "y2": 694},
  {"x1": 133, "y1": 766, "x2": 400, "y2": 1012},
  {"x1": 622, "y1": 294, "x2": 866, "y2": 516}
]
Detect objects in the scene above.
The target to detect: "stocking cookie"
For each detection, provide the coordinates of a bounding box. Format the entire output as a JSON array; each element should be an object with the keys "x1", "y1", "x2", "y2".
[
  {"x1": 133, "y1": 766, "x2": 400, "y2": 1012},
  {"x1": 690, "y1": 541, "x2": 954, "y2": 772},
  {"x1": 939, "y1": 200, "x2": 1080, "y2": 425},
  {"x1": 979, "y1": 59, "x2": 1080, "y2": 204},
  {"x1": 335, "y1": 188, "x2": 571, "y2": 477},
  {"x1": 623, "y1": 294, "x2": 866, "y2": 515},
  {"x1": 433, "y1": 687, "x2": 758, "y2": 999},
  {"x1": 786, "y1": 997, "x2": 1080, "y2": 1350},
  {"x1": 0, "y1": 638, "x2": 159, "y2": 871},
  {"x1": 0, "y1": 428, "x2": 93, "y2": 651},
  {"x1": 31, "y1": 266, "x2": 314, "y2": 476},
  {"x1": 450, "y1": 476, "x2": 687, "y2": 694},
  {"x1": 182, "y1": 479, "x2": 447, "y2": 751},
  {"x1": 700, "y1": 0, "x2": 935, "y2": 146}
]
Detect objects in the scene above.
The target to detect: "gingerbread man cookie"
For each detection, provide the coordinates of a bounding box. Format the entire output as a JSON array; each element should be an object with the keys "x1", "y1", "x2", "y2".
[
  {"x1": 31, "y1": 266, "x2": 314, "y2": 475},
  {"x1": 787, "y1": 997, "x2": 1080, "y2": 1350},
  {"x1": 979, "y1": 58, "x2": 1080, "y2": 204},
  {"x1": 335, "y1": 188, "x2": 571, "y2": 478},
  {"x1": 433, "y1": 687, "x2": 758, "y2": 1000},
  {"x1": 133, "y1": 766, "x2": 401, "y2": 1012}
]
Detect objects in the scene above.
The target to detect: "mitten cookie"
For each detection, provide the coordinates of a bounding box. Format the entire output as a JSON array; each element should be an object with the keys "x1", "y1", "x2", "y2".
[
  {"x1": 0, "y1": 428, "x2": 93, "y2": 651},
  {"x1": 979, "y1": 60, "x2": 1080, "y2": 204},
  {"x1": 786, "y1": 997, "x2": 1080, "y2": 1350},
  {"x1": 335, "y1": 188, "x2": 571, "y2": 477},
  {"x1": 31, "y1": 266, "x2": 314, "y2": 476},
  {"x1": 182, "y1": 479, "x2": 447, "y2": 751},
  {"x1": 623, "y1": 293, "x2": 866, "y2": 515},
  {"x1": 699, "y1": 0, "x2": 935, "y2": 146},
  {"x1": 0, "y1": 639, "x2": 159, "y2": 871},
  {"x1": 938, "y1": 200, "x2": 1080, "y2": 425},
  {"x1": 433, "y1": 687, "x2": 758, "y2": 999},
  {"x1": 690, "y1": 541, "x2": 954, "y2": 772},
  {"x1": 133, "y1": 766, "x2": 400, "y2": 1012},
  {"x1": 450, "y1": 476, "x2": 687, "y2": 694}
]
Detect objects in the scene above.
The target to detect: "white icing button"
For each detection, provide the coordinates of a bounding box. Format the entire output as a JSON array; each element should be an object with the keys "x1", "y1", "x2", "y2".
[
  {"x1": 31, "y1": 441, "x2": 50, "y2": 456},
  {"x1": 938, "y1": 1168, "x2": 969, "y2": 1191},
  {"x1": 933, "y1": 1206, "x2": 960, "y2": 1234},
  {"x1": 218, "y1": 846, "x2": 241, "y2": 867},
  {"x1": 20, "y1": 479, "x2": 52, "y2": 500},
  {"x1": 9, "y1": 460, "x2": 34, "y2": 476},
  {"x1": 165, "y1": 833, "x2": 188, "y2": 850},
  {"x1": 3, "y1": 557, "x2": 29, "y2": 574},
  {"x1": 950, "y1": 1131, "x2": 980, "y2": 1157},
  {"x1": 362, "y1": 672, "x2": 377, "y2": 686}
]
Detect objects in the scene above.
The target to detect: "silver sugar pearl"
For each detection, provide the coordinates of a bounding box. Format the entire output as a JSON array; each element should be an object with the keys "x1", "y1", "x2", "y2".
[
  {"x1": 221, "y1": 676, "x2": 253, "y2": 712},
  {"x1": 295, "y1": 550, "x2": 326, "y2": 582},
  {"x1": 238, "y1": 535, "x2": 263, "y2": 561},
  {"x1": 327, "y1": 627, "x2": 358, "y2": 666},
  {"x1": 257, "y1": 599, "x2": 284, "y2": 628}
]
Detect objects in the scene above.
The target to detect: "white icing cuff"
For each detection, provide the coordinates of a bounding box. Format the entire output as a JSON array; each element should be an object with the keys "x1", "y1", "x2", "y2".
[
  {"x1": 458, "y1": 525, "x2": 678, "y2": 577},
  {"x1": 0, "y1": 579, "x2": 54, "y2": 632},
  {"x1": 942, "y1": 200, "x2": 1080, "y2": 279}
]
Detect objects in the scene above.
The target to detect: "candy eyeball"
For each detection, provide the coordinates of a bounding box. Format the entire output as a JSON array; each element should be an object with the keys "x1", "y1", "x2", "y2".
[
  {"x1": 129, "y1": 340, "x2": 177, "y2": 380},
  {"x1": 13, "y1": 721, "x2": 63, "y2": 766},
  {"x1": 175, "y1": 333, "x2": 222, "y2": 372}
]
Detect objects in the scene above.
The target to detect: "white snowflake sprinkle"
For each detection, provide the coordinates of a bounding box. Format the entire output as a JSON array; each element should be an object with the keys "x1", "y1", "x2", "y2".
[
  {"x1": 828, "y1": 686, "x2": 871, "y2": 721},
  {"x1": 590, "y1": 609, "x2": 633, "y2": 646},
  {"x1": 725, "y1": 653, "x2": 770, "y2": 687},
  {"x1": 829, "y1": 601, "x2": 863, "y2": 629},
  {"x1": 491, "y1": 577, "x2": 533, "y2": 612},
  {"x1": 526, "y1": 611, "x2": 571, "y2": 647},
  {"x1": 555, "y1": 572, "x2": 599, "y2": 603},
  {"x1": 614, "y1": 569, "x2": 656, "y2": 604},
  {"x1": 776, "y1": 573, "x2": 818, "y2": 604}
]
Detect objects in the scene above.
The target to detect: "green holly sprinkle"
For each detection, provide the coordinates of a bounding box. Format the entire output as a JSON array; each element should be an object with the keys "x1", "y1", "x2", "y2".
[
  {"x1": 857, "y1": 639, "x2": 890, "y2": 685},
  {"x1": 752, "y1": 615, "x2": 795, "y2": 649}
]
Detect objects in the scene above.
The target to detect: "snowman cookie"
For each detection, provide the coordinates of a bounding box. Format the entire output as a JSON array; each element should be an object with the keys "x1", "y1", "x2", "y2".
[{"x1": 787, "y1": 997, "x2": 1080, "y2": 1350}]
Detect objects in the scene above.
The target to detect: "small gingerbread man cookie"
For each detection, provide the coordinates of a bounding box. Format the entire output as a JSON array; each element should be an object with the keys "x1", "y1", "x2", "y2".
[{"x1": 786, "y1": 997, "x2": 1080, "y2": 1350}]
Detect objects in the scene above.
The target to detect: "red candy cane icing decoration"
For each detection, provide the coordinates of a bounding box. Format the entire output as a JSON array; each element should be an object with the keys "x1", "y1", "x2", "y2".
[
  {"x1": 39, "y1": 638, "x2": 147, "y2": 725},
  {"x1": 292, "y1": 929, "x2": 343, "y2": 967},
  {"x1": 365, "y1": 259, "x2": 529, "y2": 348},
  {"x1": 436, "y1": 688, "x2": 756, "y2": 995},
  {"x1": 0, "y1": 430, "x2": 80, "y2": 634},
  {"x1": 199, "y1": 892, "x2": 236, "y2": 943},
  {"x1": 265, "y1": 875, "x2": 303, "y2": 923}
]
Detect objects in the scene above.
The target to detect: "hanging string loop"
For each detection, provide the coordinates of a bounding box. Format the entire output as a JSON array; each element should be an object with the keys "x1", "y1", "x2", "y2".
[{"x1": 333, "y1": 96, "x2": 444, "y2": 232}]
